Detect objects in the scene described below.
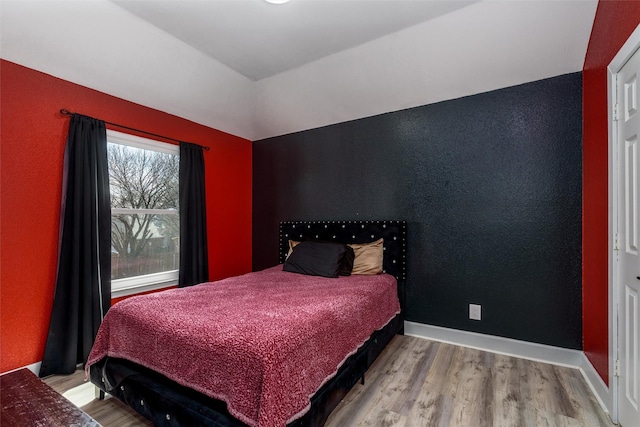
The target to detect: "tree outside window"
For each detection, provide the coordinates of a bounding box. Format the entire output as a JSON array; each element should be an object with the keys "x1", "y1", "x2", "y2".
[{"x1": 107, "y1": 130, "x2": 179, "y2": 294}]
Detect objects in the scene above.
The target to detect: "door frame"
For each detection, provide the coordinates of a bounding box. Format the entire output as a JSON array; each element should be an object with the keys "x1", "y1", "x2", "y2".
[{"x1": 608, "y1": 23, "x2": 640, "y2": 426}]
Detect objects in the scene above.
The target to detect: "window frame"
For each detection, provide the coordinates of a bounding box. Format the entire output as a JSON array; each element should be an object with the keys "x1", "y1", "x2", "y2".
[{"x1": 107, "y1": 130, "x2": 180, "y2": 298}]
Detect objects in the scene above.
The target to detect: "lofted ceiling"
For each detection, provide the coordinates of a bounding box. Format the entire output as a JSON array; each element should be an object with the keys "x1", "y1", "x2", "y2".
[
  {"x1": 1, "y1": 0, "x2": 598, "y2": 141},
  {"x1": 113, "y1": 0, "x2": 477, "y2": 81}
]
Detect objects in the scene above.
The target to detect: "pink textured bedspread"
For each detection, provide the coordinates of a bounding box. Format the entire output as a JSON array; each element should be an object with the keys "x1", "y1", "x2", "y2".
[{"x1": 86, "y1": 266, "x2": 400, "y2": 427}]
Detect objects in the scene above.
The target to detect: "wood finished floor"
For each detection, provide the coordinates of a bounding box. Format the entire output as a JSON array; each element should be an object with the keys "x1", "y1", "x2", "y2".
[{"x1": 44, "y1": 335, "x2": 613, "y2": 427}]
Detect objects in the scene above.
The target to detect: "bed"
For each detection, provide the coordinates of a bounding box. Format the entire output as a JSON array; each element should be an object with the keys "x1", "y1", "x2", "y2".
[{"x1": 87, "y1": 220, "x2": 407, "y2": 427}]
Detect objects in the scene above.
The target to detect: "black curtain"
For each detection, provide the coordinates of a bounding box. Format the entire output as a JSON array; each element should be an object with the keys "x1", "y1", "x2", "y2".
[
  {"x1": 179, "y1": 142, "x2": 209, "y2": 287},
  {"x1": 40, "y1": 114, "x2": 111, "y2": 377}
]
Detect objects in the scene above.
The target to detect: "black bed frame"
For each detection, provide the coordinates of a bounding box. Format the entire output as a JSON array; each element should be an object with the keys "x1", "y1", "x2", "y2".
[{"x1": 90, "y1": 220, "x2": 407, "y2": 427}]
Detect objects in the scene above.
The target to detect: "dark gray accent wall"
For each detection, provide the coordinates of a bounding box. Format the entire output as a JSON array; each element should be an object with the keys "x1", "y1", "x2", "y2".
[{"x1": 253, "y1": 73, "x2": 582, "y2": 350}]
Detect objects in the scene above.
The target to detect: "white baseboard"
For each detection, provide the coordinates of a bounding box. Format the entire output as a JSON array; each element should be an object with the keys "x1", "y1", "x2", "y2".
[
  {"x1": 26, "y1": 361, "x2": 41, "y2": 375},
  {"x1": 405, "y1": 321, "x2": 583, "y2": 366},
  {"x1": 404, "y1": 321, "x2": 613, "y2": 419},
  {"x1": 578, "y1": 353, "x2": 614, "y2": 422},
  {"x1": 0, "y1": 361, "x2": 41, "y2": 377}
]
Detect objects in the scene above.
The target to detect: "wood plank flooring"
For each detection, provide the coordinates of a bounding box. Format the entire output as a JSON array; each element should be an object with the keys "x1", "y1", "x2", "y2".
[
  {"x1": 44, "y1": 370, "x2": 151, "y2": 427},
  {"x1": 44, "y1": 335, "x2": 613, "y2": 426},
  {"x1": 325, "y1": 336, "x2": 612, "y2": 427}
]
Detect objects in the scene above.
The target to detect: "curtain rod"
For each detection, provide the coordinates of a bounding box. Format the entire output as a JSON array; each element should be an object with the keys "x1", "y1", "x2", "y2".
[{"x1": 59, "y1": 109, "x2": 210, "y2": 151}]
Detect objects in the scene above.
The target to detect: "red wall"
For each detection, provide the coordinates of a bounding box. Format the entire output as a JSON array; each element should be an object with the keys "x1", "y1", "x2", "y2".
[
  {"x1": 0, "y1": 60, "x2": 252, "y2": 373},
  {"x1": 583, "y1": 1, "x2": 640, "y2": 385}
]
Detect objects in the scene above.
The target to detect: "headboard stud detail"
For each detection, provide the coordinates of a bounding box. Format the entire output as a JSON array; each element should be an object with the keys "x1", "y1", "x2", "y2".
[{"x1": 279, "y1": 220, "x2": 407, "y2": 283}]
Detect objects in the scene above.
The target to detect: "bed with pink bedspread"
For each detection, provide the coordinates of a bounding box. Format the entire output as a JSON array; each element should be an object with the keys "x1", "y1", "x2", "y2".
[{"x1": 86, "y1": 220, "x2": 407, "y2": 427}]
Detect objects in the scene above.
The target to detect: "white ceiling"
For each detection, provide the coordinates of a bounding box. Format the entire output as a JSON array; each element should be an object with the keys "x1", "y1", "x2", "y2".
[
  {"x1": 0, "y1": 0, "x2": 598, "y2": 141},
  {"x1": 113, "y1": 0, "x2": 477, "y2": 81}
]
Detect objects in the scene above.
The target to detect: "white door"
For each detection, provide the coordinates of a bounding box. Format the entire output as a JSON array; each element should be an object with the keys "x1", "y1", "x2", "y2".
[{"x1": 618, "y1": 45, "x2": 640, "y2": 427}]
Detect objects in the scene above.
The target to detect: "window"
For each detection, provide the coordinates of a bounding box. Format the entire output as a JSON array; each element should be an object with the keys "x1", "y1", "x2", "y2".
[{"x1": 107, "y1": 130, "x2": 179, "y2": 297}]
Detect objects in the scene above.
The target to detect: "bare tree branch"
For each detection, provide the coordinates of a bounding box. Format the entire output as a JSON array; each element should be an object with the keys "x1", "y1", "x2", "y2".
[{"x1": 108, "y1": 144, "x2": 179, "y2": 279}]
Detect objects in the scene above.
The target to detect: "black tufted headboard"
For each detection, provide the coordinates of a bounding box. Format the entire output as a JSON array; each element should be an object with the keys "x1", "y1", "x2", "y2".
[{"x1": 279, "y1": 220, "x2": 407, "y2": 310}]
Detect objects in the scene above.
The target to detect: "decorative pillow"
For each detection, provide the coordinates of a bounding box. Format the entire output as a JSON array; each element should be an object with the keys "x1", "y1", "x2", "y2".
[
  {"x1": 283, "y1": 241, "x2": 347, "y2": 278},
  {"x1": 348, "y1": 238, "x2": 384, "y2": 275},
  {"x1": 286, "y1": 240, "x2": 301, "y2": 259},
  {"x1": 287, "y1": 239, "x2": 354, "y2": 276},
  {"x1": 337, "y1": 244, "x2": 355, "y2": 276}
]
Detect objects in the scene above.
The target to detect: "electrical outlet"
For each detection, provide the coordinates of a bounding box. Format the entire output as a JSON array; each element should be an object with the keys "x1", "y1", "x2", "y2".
[{"x1": 469, "y1": 304, "x2": 481, "y2": 321}]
